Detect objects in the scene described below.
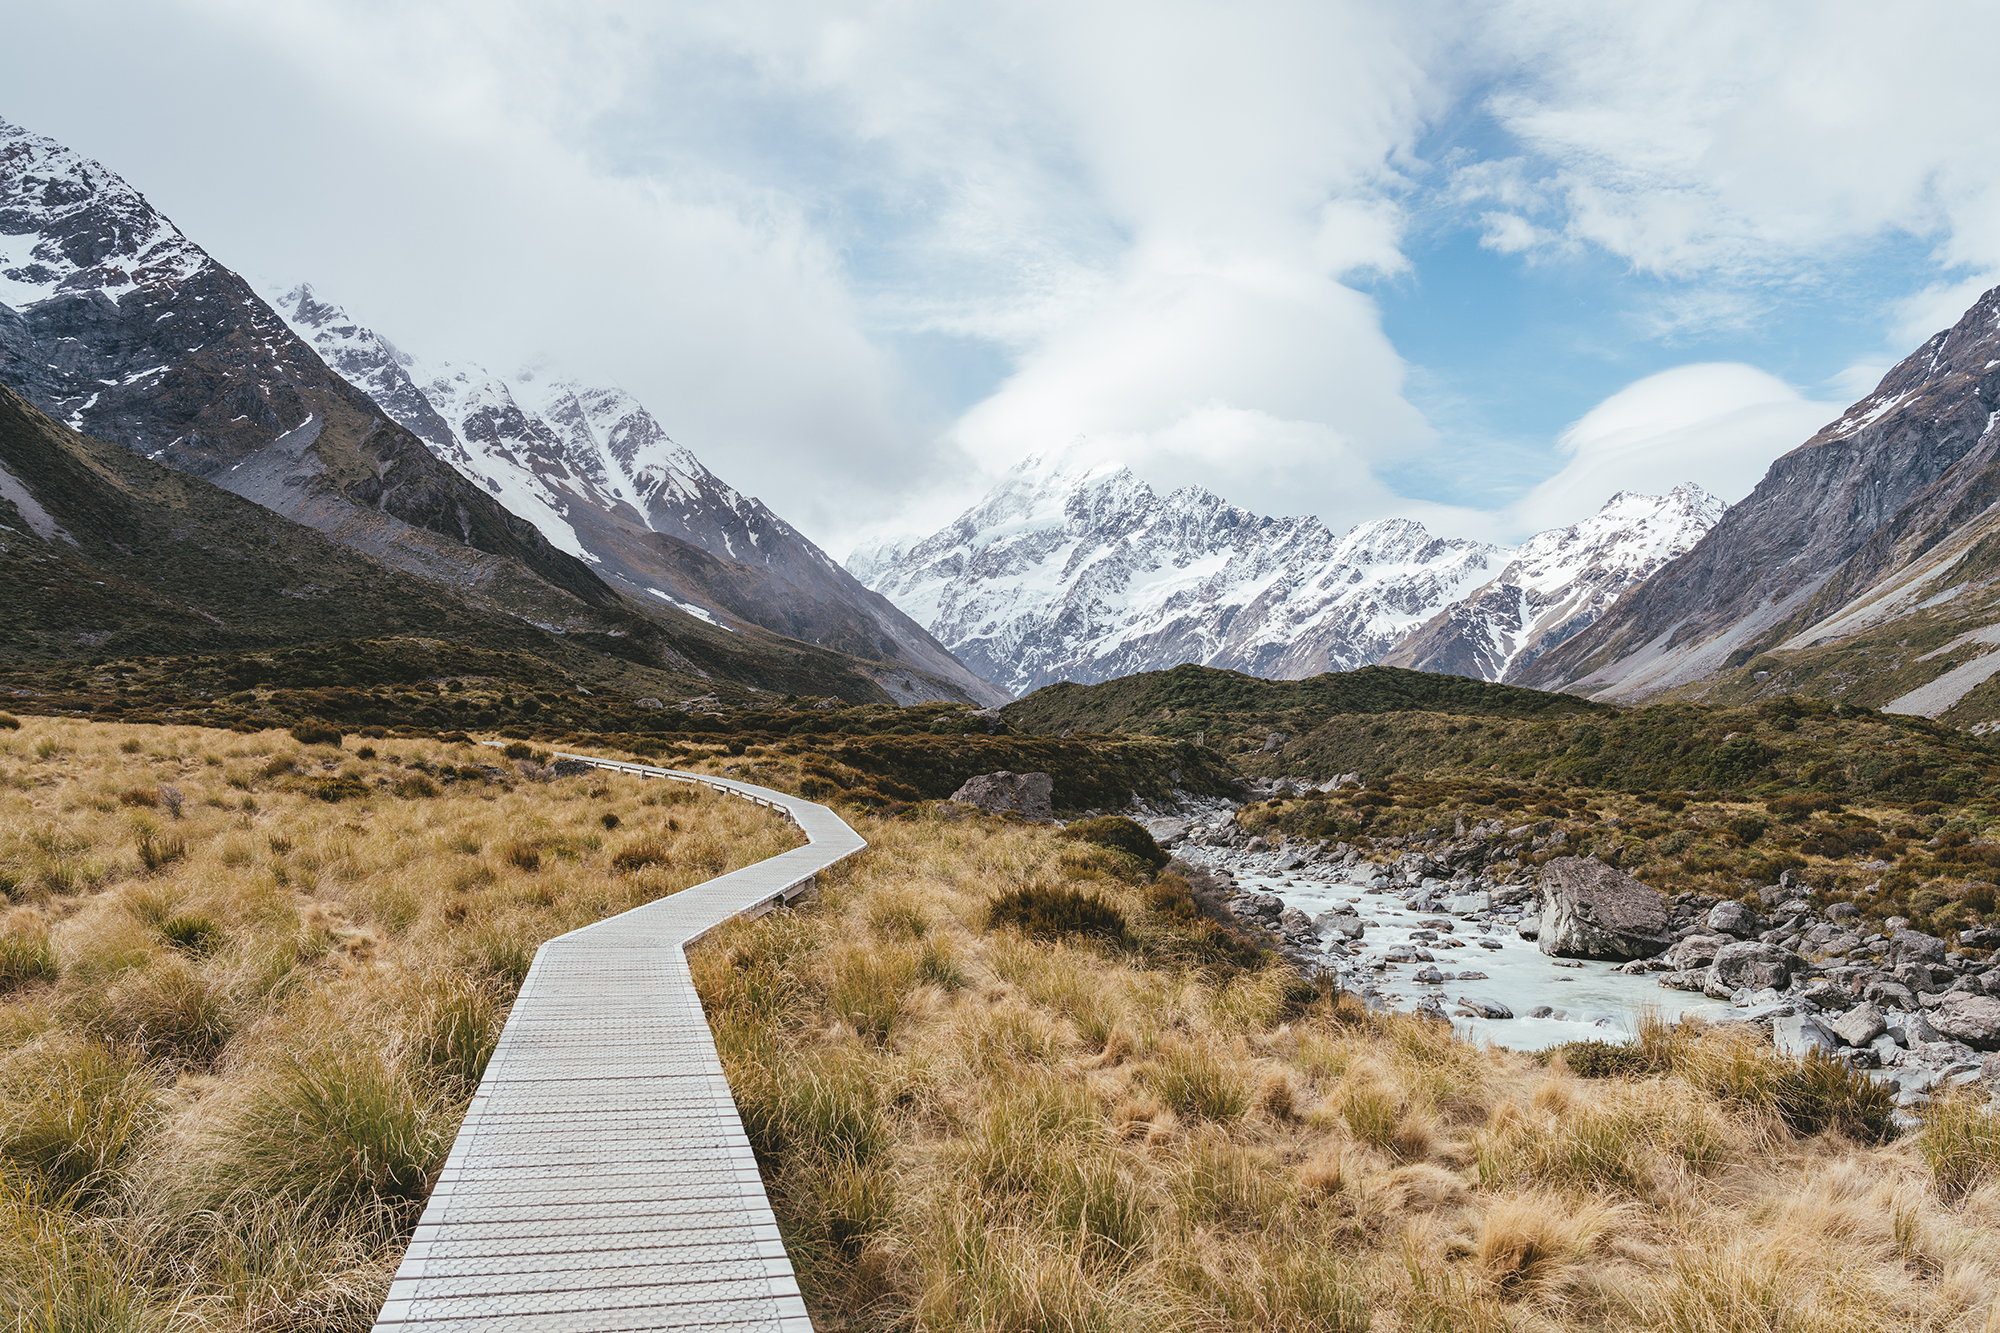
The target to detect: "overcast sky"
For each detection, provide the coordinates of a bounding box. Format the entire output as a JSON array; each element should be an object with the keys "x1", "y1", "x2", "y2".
[{"x1": 7, "y1": 0, "x2": 2000, "y2": 555}]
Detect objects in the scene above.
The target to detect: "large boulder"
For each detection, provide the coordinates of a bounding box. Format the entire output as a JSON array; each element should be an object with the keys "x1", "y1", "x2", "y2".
[
  {"x1": 950, "y1": 771, "x2": 1054, "y2": 821},
  {"x1": 1537, "y1": 857, "x2": 1673, "y2": 960},
  {"x1": 1773, "y1": 1014, "x2": 1838, "y2": 1058},
  {"x1": 1705, "y1": 941, "x2": 1800, "y2": 997},
  {"x1": 1705, "y1": 900, "x2": 1762, "y2": 938},
  {"x1": 1660, "y1": 933, "x2": 1734, "y2": 971},
  {"x1": 1929, "y1": 994, "x2": 2000, "y2": 1050},
  {"x1": 1889, "y1": 929, "x2": 1948, "y2": 966},
  {"x1": 1828, "y1": 1002, "x2": 1888, "y2": 1047}
]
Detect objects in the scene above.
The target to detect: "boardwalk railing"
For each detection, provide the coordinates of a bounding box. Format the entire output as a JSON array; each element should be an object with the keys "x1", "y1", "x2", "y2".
[{"x1": 374, "y1": 753, "x2": 866, "y2": 1333}]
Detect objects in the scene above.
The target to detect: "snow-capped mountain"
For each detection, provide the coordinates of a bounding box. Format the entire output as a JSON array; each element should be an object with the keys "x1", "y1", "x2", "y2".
[
  {"x1": 1382, "y1": 484, "x2": 1726, "y2": 682},
  {"x1": 851, "y1": 455, "x2": 1511, "y2": 696},
  {"x1": 0, "y1": 116, "x2": 620, "y2": 619},
  {"x1": 272, "y1": 285, "x2": 1008, "y2": 705},
  {"x1": 855, "y1": 457, "x2": 1726, "y2": 695}
]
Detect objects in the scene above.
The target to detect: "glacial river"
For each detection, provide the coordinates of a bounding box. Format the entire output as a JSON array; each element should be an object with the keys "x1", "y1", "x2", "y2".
[{"x1": 1231, "y1": 866, "x2": 1726, "y2": 1051}]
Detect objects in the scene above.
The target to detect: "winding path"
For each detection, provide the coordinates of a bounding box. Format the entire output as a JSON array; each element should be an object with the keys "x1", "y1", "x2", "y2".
[{"x1": 374, "y1": 754, "x2": 866, "y2": 1333}]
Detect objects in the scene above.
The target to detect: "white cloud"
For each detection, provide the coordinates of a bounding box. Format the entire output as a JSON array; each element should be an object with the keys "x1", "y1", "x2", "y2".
[
  {"x1": 1468, "y1": 1, "x2": 2000, "y2": 287},
  {"x1": 9, "y1": 0, "x2": 2000, "y2": 572},
  {"x1": 1508, "y1": 362, "x2": 1838, "y2": 535}
]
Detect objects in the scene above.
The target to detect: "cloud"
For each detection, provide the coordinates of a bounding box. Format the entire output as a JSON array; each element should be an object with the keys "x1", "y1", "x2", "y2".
[
  {"x1": 10, "y1": 0, "x2": 2000, "y2": 571},
  {"x1": 1465, "y1": 1, "x2": 2000, "y2": 287},
  {"x1": 1507, "y1": 362, "x2": 1837, "y2": 535}
]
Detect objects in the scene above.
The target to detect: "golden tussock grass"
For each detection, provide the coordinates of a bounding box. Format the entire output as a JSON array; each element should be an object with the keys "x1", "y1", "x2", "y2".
[
  {"x1": 689, "y1": 804, "x2": 2000, "y2": 1333},
  {"x1": 0, "y1": 717, "x2": 801, "y2": 1330}
]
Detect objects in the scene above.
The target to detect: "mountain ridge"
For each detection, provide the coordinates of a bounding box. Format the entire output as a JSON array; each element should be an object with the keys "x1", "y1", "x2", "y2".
[
  {"x1": 271, "y1": 284, "x2": 1009, "y2": 706},
  {"x1": 1515, "y1": 284, "x2": 2000, "y2": 725},
  {"x1": 855, "y1": 453, "x2": 1720, "y2": 695}
]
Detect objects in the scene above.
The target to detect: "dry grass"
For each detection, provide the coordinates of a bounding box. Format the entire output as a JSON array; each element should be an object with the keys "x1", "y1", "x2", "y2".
[
  {"x1": 690, "y1": 804, "x2": 2000, "y2": 1333},
  {"x1": 8, "y1": 715, "x2": 2000, "y2": 1330},
  {"x1": 0, "y1": 717, "x2": 802, "y2": 1330}
]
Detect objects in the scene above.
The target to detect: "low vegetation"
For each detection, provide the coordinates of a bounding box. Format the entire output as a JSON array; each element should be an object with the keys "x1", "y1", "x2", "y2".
[
  {"x1": 694, "y1": 805, "x2": 2000, "y2": 1332},
  {"x1": 0, "y1": 717, "x2": 801, "y2": 1329},
  {"x1": 6, "y1": 703, "x2": 2000, "y2": 1330}
]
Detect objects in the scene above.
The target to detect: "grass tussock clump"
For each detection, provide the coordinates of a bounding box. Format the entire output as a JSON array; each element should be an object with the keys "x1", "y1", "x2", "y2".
[
  {"x1": 0, "y1": 715, "x2": 804, "y2": 1330},
  {"x1": 986, "y1": 881, "x2": 1128, "y2": 943}
]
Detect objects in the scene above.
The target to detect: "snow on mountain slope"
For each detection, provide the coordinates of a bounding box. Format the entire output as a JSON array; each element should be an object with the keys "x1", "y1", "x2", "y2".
[
  {"x1": 0, "y1": 120, "x2": 207, "y2": 315},
  {"x1": 0, "y1": 117, "x2": 623, "y2": 622},
  {"x1": 271, "y1": 285, "x2": 1008, "y2": 705},
  {"x1": 853, "y1": 454, "x2": 1509, "y2": 696},
  {"x1": 1382, "y1": 484, "x2": 1726, "y2": 682}
]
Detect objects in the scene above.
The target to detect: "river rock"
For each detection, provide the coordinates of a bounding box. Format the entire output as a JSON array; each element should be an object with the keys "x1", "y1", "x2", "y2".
[
  {"x1": 1829, "y1": 1002, "x2": 1888, "y2": 1047},
  {"x1": 1457, "y1": 996, "x2": 1513, "y2": 1019},
  {"x1": 1929, "y1": 994, "x2": 2000, "y2": 1049},
  {"x1": 949, "y1": 770, "x2": 1054, "y2": 821},
  {"x1": 1705, "y1": 900, "x2": 1762, "y2": 938},
  {"x1": 1661, "y1": 932, "x2": 1733, "y2": 971},
  {"x1": 1537, "y1": 857, "x2": 1673, "y2": 959},
  {"x1": 1773, "y1": 1014, "x2": 1838, "y2": 1058},
  {"x1": 1889, "y1": 929, "x2": 1948, "y2": 966},
  {"x1": 1705, "y1": 941, "x2": 1799, "y2": 997},
  {"x1": 1315, "y1": 910, "x2": 1365, "y2": 940}
]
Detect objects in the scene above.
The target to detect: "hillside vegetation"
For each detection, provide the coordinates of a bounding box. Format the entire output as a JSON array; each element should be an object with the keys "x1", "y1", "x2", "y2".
[
  {"x1": 0, "y1": 385, "x2": 978, "y2": 705},
  {"x1": 1001, "y1": 664, "x2": 1607, "y2": 755},
  {"x1": 3, "y1": 715, "x2": 1999, "y2": 1330}
]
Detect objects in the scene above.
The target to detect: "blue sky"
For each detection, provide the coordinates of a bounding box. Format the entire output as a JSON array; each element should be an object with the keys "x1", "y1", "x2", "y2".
[{"x1": 5, "y1": 1, "x2": 2000, "y2": 552}]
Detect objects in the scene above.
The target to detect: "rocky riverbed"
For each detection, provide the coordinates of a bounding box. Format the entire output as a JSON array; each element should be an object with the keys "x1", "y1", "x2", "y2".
[{"x1": 1147, "y1": 799, "x2": 2000, "y2": 1123}]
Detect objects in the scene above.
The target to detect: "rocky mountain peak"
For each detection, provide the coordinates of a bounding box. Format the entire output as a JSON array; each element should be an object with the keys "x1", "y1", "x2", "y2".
[
  {"x1": 0, "y1": 117, "x2": 208, "y2": 312},
  {"x1": 1382, "y1": 484, "x2": 1725, "y2": 683},
  {"x1": 1516, "y1": 283, "x2": 2000, "y2": 707}
]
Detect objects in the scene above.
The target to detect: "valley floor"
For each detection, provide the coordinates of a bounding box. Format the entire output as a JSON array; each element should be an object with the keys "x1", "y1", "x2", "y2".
[
  {"x1": 0, "y1": 716, "x2": 1998, "y2": 1330},
  {"x1": 699, "y1": 809, "x2": 2000, "y2": 1332}
]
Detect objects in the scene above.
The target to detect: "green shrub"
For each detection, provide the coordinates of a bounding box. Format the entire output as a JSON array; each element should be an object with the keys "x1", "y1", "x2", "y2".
[
  {"x1": 1552, "y1": 1040, "x2": 1654, "y2": 1078},
  {"x1": 136, "y1": 831, "x2": 185, "y2": 873},
  {"x1": 393, "y1": 774, "x2": 440, "y2": 798},
  {"x1": 503, "y1": 741, "x2": 533, "y2": 760},
  {"x1": 1766, "y1": 793, "x2": 1842, "y2": 822},
  {"x1": 288, "y1": 720, "x2": 343, "y2": 748},
  {"x1": 1726, "y1": 815, "x2": 1769, "y2": 844},
  {"x1": 1770, "y1": 1050, "x2": 1896, "y2": 1141},
  {"x1": 299, "y1": 776, "x2": 371, "y2": 803},
  {"x1": 987, "y1": 883, "x2": 1127, "y2": 943},
  {"x1": 158, "y1": 914, "x2": 222, "y2": 956},
  {"x1": 1058, "y1": 815, "x2": 1169, "y2": 872},
  {"x1": 609, "y1": 841, "x2": 670, "y2": 873}
]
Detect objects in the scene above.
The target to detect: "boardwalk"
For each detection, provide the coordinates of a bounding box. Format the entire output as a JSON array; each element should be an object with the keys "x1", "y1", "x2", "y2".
[{"x1": 374, "y1": 755, "x2": 866, "y2": 1333}]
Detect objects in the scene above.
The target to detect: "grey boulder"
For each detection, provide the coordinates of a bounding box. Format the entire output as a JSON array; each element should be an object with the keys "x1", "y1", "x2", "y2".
[
  {"x1": 1773, "y1": 1014, "x2": 1838, "y2": 1059},
  {"x1": 1828, "y1": 1002, "x2": 1888, "y2": 1047},
  {"x1": 950, "y1": 770, "x2": 1054, "y2": 821},
  {"x1": 1537, "y1": 857, "x2": 1674, "y2": 960},
  {"x1": 1705, "y1": 900, "x2": 1762, "y2": 938},
  {"x1": 1889, "y1": 929, "x2": 1948, "y2": 966},
  {"x1": 1661, "y1": 933, "x2": 1733, "y2": 971},
  {"x1": 1456, "y1": 996, "x2": 1514, "y2": 1019},
  {"x1": 1705, "y1": 942, "x2": 1800, "y2": 998},
  {"x1": 1928, "y1": 994, "x2": 2000, "y2": 1050}
]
